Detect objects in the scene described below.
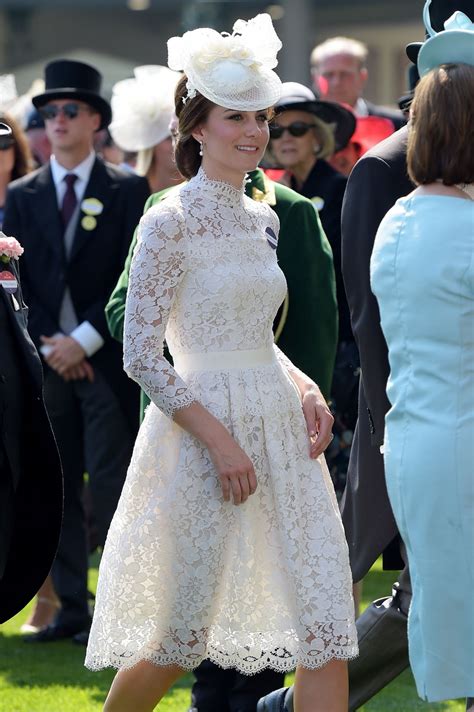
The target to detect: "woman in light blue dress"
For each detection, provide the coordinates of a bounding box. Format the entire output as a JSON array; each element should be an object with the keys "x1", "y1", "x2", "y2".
[{"x1": 371, "y1": 61, "x2": 474, "y2": 704}]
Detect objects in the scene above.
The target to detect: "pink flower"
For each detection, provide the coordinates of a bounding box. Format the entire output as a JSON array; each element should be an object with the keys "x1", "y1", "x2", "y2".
[{"x1": 0, "y1": 233, "x2": 24, "y2": 262}]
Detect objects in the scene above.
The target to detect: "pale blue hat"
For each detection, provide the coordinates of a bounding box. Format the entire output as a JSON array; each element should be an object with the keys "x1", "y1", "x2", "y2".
[{"x1": 417, "y1": 0, "x2": 474, "y2": 76}]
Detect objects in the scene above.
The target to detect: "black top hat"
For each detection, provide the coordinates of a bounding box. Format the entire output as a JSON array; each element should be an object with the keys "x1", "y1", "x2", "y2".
[
  {"x1": 274, "y1": 82, "x2": 356, "y2": 152},
  {"x1": 32, "y1": 59, "x2": 112, "y2": 130},
  {"x1": 406, "y1": 0, "x2": 474, "y2": 64},
  {"x1": 0, "y1": 122, "x2": 12, "y2": 136},
  {"x1": 398, "y1": 64, "x2": 421, "y2": 112}
]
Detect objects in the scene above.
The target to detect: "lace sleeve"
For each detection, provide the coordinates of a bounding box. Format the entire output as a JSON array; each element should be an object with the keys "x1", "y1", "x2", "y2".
[
  {"x1": 273, "y1": 343, "x2": 297, "y2": 374},
  {"x1": 123, "y1": 203, "x2": 196, "y2": 418},
  {"x1": 273, "y1": 344, "x2": 318, "y2": 392}
]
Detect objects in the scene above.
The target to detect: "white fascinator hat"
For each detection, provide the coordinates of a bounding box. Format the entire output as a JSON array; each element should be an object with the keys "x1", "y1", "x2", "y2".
[
  {"x1": 167, "y1": 13, "x2": 282, "y2": 110},
  {"x1": 109, "y1": 65, "x2": 181, "y2": 152}
]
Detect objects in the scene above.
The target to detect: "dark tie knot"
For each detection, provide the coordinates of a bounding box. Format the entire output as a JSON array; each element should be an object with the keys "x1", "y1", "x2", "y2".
[{"x1": 64, "y1": 173, "x2": 78, "y2": 188}]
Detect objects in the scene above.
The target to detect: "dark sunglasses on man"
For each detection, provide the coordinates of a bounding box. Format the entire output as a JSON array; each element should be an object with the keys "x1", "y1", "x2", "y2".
[
  {"x1": 39, "y1": 102, "x2": 92, "y2": 121},
  {"x1": 0, "y1": 134, "x2": 14, "y2": 151},
  {"x1": 269, "y1": 121, "x2": 317, "y2": 139}
]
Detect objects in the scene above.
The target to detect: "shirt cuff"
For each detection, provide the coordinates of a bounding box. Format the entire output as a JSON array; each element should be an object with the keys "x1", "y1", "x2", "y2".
[{"x1": 70, "y1": 321, "x2": 105, "y2": 357}]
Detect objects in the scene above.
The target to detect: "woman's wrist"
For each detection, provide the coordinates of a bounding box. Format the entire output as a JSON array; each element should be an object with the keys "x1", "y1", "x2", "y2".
[
  {"x1": 297, "y1": 378, "x2": 321, "y2": 400},
  {"x1": 200, "y1": 419, "x2": 232, "y2": 452},
  {"x1": 173, "y1": 400, "x2": 230, "y2": 451}
]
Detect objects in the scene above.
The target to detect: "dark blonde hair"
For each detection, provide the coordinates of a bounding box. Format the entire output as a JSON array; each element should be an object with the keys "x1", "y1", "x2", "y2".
[
  {"x1": 407, "y1": 63, "x2": 474, "y2": 186},
  {"x1": 174, "y1": 75, "x2": 214, "y2": 179},
  {"x1": 0, "y1": 112, "x2": 33, "y2": 180}
]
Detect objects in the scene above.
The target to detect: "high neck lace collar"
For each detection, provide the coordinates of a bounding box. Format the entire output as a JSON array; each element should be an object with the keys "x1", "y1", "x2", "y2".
[{"x1": 190, "y1": 167, "x2": 247, "y2": 205}]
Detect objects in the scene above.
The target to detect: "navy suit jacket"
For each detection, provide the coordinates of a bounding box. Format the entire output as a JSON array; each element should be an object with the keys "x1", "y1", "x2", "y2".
[
  {"x1": 340, "y1": 126, "x2": 414, "y2": 580},
  {"x1": 4, "y1": 157, "x2": 150, "y2": 432},
  {"x1": 364, "y1": 100, "x2": 406, "y2": 131}
]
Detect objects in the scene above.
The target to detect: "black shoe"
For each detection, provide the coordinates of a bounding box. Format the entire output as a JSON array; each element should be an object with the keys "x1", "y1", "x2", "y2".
[
  {"x1": 257, "y1": 686, "x2": 293, "y2": 712},
  {"x1": 72, "y1": 629, "x2": 90, "y2": 646},
  {"x1": 23, "y1": 622, "x2": 86, "y2": 643}
]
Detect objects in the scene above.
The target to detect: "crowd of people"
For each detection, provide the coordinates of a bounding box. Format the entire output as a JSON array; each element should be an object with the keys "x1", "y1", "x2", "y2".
[{"x1": 0, "y1": 0, "x2": 472, "y2": 710}]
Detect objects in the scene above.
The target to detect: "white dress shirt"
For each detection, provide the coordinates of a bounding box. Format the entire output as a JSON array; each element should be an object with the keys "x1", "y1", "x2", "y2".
[{"x1": 49, "y1": 151, "x2": 104, "y2": 357}]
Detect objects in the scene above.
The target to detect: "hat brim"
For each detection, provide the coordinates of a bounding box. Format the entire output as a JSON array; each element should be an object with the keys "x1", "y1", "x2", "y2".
[
  {"x1": 274, "y1": 99, "x2": 356, "y2": 151},
  {"x1": 406, "y1": 42, "x2": 422, "y2": 64},
  {"x1": 32, "y1": 89, "x2": 112, "y2": 130},
  {"x1": 417, "y1": 30, "x2": 474, "y2": 76}
]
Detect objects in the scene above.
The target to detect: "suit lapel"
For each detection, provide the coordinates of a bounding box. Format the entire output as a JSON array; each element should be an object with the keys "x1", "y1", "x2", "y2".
[
  {"x1": 26, "y1": 165, "x2": 64, "y2": 259},
  {"x1": 69, "y1": 158, "x2": 118, "y2": 262}
]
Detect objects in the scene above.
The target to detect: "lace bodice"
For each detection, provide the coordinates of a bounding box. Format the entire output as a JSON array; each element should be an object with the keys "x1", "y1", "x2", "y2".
[{"x1": 124, "y1": 168, "x2": 287, "y2": 417}]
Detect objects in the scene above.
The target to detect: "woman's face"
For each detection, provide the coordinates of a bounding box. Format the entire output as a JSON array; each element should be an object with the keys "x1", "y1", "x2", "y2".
[
  {"x1": 270, "y1": 109, "x2": 319, "y2": 171},
  {"x1": 194, "y1": 105, "x2": 270, "y2": 182},
  {"x1": 153, "y1": 135, "x2": 179, "y2": 178}
]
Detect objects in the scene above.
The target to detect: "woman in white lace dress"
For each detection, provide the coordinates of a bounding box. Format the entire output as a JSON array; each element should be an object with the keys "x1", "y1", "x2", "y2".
[{"x1": 85, "y1": 14, "x2": 357, "y2": 712}]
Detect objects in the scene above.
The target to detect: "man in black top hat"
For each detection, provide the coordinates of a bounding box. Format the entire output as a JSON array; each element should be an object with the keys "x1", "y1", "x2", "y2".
[
  {"x1": 0, "y1": 121, "x2": 63, "y2": 625},
  {"x1": 4, "y1": 59, "x2": 149, "y2": 642}
]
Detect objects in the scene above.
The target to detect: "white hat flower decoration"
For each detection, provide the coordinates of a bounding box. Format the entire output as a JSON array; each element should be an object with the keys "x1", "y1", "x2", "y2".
[
  {"x1": 109, "y1": 65, "x2": 181, "y2": 152},
  {"x1": 417, "y1": 0, "x2": 474, "y2": 75},
  {"x1": 167, "y1": 13, "x2": 282, "y2": 110}
]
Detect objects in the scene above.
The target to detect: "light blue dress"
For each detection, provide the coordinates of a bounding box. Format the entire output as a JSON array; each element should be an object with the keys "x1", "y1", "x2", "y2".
[{"x1": 371, "y1": 193, "x2": 474, "y2": 702}]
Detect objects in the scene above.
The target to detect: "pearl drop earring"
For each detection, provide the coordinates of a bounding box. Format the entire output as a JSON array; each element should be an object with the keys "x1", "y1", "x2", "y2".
[{"x1": 199, "y1": 141, "x2": 203, "y2": 157}]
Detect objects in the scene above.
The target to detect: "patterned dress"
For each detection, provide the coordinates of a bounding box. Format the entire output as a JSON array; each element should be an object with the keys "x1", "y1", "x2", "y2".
[{"x1": 85, "y1": 168, "x2": 357, "y2": 674}]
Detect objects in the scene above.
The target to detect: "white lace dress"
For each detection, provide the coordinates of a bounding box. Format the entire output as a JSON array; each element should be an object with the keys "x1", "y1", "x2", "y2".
[{"x1": 85, "y1": 168, "x2": 358, "y2": 674}]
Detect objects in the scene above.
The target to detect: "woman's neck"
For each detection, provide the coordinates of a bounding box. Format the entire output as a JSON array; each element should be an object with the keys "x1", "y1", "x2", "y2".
[
  {"x1": 414, "y1": 182, "x2": 473, "y2": 201},
  {"x1": 200, "y1": 158, "x2": 247, "y2": 190},
  {"x1": 289, "y1": 156, "x2": 317, "y2": 190},
  {"x1": 147, "y1": 165, "x2": 183, "y2": 195},
  {"x1": 0, "y1": 173, "x2": 10, "y2": 206}
]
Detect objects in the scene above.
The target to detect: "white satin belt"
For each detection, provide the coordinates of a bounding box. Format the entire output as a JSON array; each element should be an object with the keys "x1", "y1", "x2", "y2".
[{"x1": 173, "y1": 347, "x2": 276, "y2": 372}]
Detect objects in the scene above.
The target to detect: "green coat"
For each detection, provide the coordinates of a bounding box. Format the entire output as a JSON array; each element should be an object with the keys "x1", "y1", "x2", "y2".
[{"x1": 105, "y1": 168, "x2": 337, "y2": 421}]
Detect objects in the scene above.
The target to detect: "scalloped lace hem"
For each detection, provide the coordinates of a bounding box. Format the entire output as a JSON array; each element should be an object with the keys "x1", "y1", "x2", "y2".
[{"x1": 85, "y1": 645, "x2": 359, "y2": 674}]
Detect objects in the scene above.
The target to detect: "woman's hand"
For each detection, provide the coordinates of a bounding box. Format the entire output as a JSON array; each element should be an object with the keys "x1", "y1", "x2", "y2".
[
  {"x1": 301, "y1": 387, "x2": 334, "y2": 459},
  {"x1": 207, "y1": 433, "x2": 257, "y2": 506},
  {"x1": 173, "y1": 401, "x2": 257, "y2": 506}
]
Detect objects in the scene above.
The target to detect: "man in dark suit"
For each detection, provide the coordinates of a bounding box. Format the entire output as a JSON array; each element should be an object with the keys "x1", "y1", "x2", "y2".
[
  {"x1": 3, "y1": 60, "x2": 149, "y2": 642},
  {"x1": 0, "y1": 130, "x2": 63, "y2": 621},
  {"x1": 310, "y1": 36, "x2": 405, "y2": 130}
]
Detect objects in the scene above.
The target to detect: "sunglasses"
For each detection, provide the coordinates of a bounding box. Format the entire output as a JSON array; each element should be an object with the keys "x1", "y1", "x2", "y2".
[
  {"x1": 0, "y1": 135, "x2": 14, "y2": 151},
  {"x1": 269, "y1": 121, "x2": 317, "y2": 139},
  {"x1": 39, "y1": 103, "x2": 92, "y2": 121}
]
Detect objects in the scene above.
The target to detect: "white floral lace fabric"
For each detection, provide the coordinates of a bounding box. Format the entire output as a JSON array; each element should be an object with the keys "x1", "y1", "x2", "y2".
[{"x1": 85, "y1": 168, "x2": 358, "y2": 673}]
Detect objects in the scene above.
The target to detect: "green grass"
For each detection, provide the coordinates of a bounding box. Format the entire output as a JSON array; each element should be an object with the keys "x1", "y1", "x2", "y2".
[{"x1": 0, "y1": 558, "x2": 465, "y2": 711}]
